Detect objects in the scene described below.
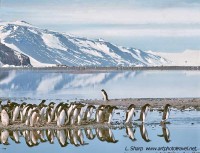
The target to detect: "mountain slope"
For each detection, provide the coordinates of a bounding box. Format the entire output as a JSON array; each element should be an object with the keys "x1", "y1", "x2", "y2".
[
  {"x1": 0, "y1": 21, "x2": 170, "y2": 67},
  {"x1": 0, "y1": 42, "x2": 31, "y2": 67}
]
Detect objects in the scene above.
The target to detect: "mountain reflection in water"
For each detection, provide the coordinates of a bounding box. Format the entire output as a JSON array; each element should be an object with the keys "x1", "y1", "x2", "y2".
[{"x1": 0, "y1": 70, "x2": 200, "y2": 99}]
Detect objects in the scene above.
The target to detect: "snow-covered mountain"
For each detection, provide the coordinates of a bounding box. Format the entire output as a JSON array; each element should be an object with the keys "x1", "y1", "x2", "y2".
[
  {"x1": 0, "y1": 42, "x2": 31, "y2": 67},
  {"x1": 0, "y1": 21, "x2": 170, "y2": 67}
]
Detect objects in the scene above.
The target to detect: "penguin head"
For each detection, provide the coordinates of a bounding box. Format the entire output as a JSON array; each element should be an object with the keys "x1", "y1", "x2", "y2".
[
  {"x1": 7, "y1": 100, "x2": 11, "y2": 105},
  {"x1": 144, "y1": 103, "x2": 151, "y2": 108},
  {"x1": 112, "y1": 106, "x2": 118, "y2": 110},
  {"x1": 165, "y1": 104, "x2": 171, "y2": 107},
  {"x1": 101, "y1": 89, "x2": 105, "y2": 92},
  {"x1": 49, "y1": 102, "x2": 56, "y2": 107},
  {"x1": 39, "y1": 100, "x2": 46, "y2": 106},
  {"x1": 20, "y1": 102, "x2": 27, "y2": 108},
  {"x1": 98, "y1": 105, "x2": 105, "y2": 109},
  {"x1": 88, "y1": 105, "x2": 96, "y2": 109},
  {"x1": 128, "y1": 104, "x2": 136, "y2": 110}
]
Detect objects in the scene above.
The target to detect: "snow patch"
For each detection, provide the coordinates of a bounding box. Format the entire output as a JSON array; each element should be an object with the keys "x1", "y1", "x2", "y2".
[{"x1": 42, "y1": 33, "x2": 67, "y2": 51}]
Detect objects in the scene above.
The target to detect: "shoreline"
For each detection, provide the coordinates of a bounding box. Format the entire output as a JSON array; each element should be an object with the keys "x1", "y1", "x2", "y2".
[
  {"x1": 81, "y1": 98, "x2": 200, "y2": 110},
  {"x1": 1, "y1": 98, "x2": 199, "y2": 110},
  {"x1": 0, "y1": 66, "x2": 200, "y2": 72}
]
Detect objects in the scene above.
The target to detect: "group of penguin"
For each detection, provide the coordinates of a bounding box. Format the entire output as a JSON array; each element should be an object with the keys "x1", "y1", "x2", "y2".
[{"x1": 0, "y1": 100, "x2": 171, "y2": 128}]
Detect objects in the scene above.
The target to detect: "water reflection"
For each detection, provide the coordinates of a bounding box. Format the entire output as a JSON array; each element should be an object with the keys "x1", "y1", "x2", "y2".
[
  {"x1": 0, "y1": 70, "x2": 200, "y2": 99},
  {"x1": 157, "y1": 124, "x2": 171, "y2": 143},
  {"x1": 139, "y1": 124, "x2": 151, "y2": 142},
  {"x1": 0, "y1": 125, "x2": 171, "y2": 147}
]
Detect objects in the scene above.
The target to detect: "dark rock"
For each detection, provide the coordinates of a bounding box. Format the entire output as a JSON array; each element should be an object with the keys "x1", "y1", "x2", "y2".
[{"x1": 0, "y1": 42, "x2": 32, "y2": 67}]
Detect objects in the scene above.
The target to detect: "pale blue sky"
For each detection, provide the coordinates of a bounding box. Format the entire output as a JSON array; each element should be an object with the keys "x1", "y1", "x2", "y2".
[{"x1": 0, "y1": 0, "x2": 200, "y2": 52}]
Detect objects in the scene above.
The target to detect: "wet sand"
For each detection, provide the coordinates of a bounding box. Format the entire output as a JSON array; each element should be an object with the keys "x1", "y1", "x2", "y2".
[{"x1": 81, "y1": 98, "x2": 200, "y2": 110}]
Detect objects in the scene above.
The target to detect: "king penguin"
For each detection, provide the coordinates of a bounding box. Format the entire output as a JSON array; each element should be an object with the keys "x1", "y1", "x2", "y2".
[
  {"x1": 125, "y1": 104, "x2": 136, "y2": 124},
  {"x1": 101, "y1": 89, "x2": 109, "y2": 101},
  {"x1": 139, "y1": 104, "x2": 151, "y2": 122}
]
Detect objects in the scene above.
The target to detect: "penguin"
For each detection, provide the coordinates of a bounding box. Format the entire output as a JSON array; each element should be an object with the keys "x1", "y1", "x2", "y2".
[
  {"x1": 158, "y1": 124, "x2": 171, "y2": 142},
  {"x1": 95, "y1": 105, "x2": 106, "y2": 123},
  {"x1": 101, "y1": 89, "x2": 109, "y2": 101},
  {"x1": 139, "y1": 104, "x2": 151, "y2": 122},
  {"x1": 106, "y1": 105, "x2": 118, "y2": 124},
  {"x1": 48, "y1": 102, "x2": 56, "y2": 120},
  {"x1": 45, "y1": 102, "x2": 56, "y2": 124},
  {"x1": 125, "y1": 126, "x2": 136, "y2": 141},
  {"x1": 12, "y1": 103, "x2": 21, "y2": 122},
  {"x1": 19, "y1": 102, "x2": 27, "y2": 121},
  {"x1": 24, "y1": 105, "x2": 37, "y2": 125},
  {"x1": 56, "y1": 104, "x2": 68, "y2": 127},
  {"x1": 139, "y1": 123, "x2": 151, "y2": 142},
  {"x1": 21, "y1": 104, "x2": 33, "y2": 122},
  {"x1": 29, "y1": 109, "x2": 41, "y2": 127},
  {"x1": 77, "y1": 104, "x2": 86, "y2": 125},
  {"x1": 125, "y1": 104, "x2": 136, "y2": 124},
  {"x1": 38, "y1": 100, "x2": 47, "y2": 121},
  {"x1": 53, "y1": 102, "x2": 64, "y2": 122},
  {"x1": 46, "y1": 105, "x2": 53, "y2": 124},
  {"x1": 96, "y1": 108, "x2": 104, "y2": 123},
  {"x1": 161, "y1": 104, "x2": 171, "y2": 123},
  {"x1": 1, "y1": 107, "x2": 10, "y2": 126},
  {"x1": 82, "y1": 105, "x2": 96, "y2": 122},
  {"x1": 73, "y1": 105, "x2": 83, "y2": 125}
]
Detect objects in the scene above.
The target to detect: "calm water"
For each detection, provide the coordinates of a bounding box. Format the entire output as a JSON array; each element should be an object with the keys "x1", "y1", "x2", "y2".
[
  {"x1": 0, "y1": 69, "x2": 200, "y2": 153},
  {"x1": 0, "y1": 70, "x2": 200, "y2": 101},
  {"x1": 0, "y1": 109, "x2": 199, "y2": 153}
]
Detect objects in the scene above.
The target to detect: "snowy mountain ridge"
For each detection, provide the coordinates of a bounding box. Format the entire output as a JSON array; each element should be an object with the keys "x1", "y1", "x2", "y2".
[{"x1": 0, "y1": 21, "x2": 170, "y2": 67}]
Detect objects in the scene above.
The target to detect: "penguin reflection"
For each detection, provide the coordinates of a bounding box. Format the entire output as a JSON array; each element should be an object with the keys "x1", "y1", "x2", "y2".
[
  {"x1": 84, "y1": 128, "x2": 95, "y2": 140},
  {"x1": 9, "y1": 130, "x2": 20, "y2": 144},
  {"x1": 95, "y1": 127, "x2": 118, "y2": 143},
  {"x1": 157, "y1": 124, "x2": 171, "y2": 143},
  {"x1": 125, "y1": 126, "x2": 136, "y2": 141},
  {"x1": 56, "y1": 129, "x2": 68, "y2": 147},
  {"x1": 46, "y1": 129, "x2": 55, "y2": 144},
  {"x1": 1, "y1": 129, "x2": 9, "y2": 145},
  {"x1": 139, "y1": 124, "x2": 151, "y2": 142}
]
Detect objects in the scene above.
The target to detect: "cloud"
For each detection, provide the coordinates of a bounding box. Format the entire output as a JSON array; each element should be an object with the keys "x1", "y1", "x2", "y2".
[
  {"x1": 1, "y1": 1, "x2": 200, "y2": 25},
  {"x1": 69, "y1": 27, "x2": 200, "y2": 37}
]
